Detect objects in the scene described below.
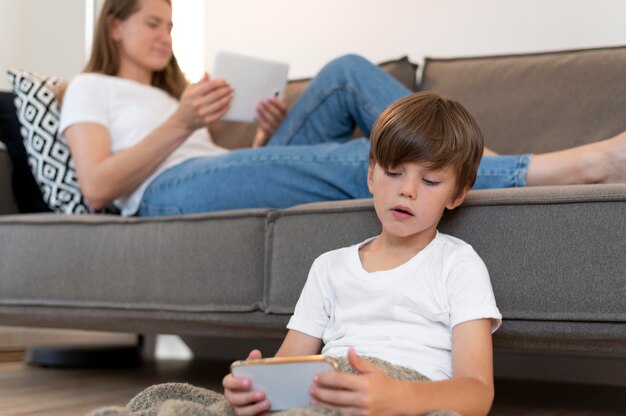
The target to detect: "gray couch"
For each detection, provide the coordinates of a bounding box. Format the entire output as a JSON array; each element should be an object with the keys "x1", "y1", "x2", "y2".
[{"x1": 1, "y1": 46, "x2": 625, "y2": 357}]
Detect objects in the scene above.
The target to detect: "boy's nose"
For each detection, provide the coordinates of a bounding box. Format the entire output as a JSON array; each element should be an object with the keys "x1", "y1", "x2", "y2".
[{"x1": 399, "y1": 180, "x2": 417, "y2": 199}]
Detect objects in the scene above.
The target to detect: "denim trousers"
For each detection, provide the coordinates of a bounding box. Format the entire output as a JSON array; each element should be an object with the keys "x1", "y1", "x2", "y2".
[{"x1": 138, "y1": 55, "x2": 530, "y2": 216}]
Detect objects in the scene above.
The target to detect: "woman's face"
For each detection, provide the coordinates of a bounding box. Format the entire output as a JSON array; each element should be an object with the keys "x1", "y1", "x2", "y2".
[{"x1": 111, "y1": 0, "x2": 173, "y2": 81}]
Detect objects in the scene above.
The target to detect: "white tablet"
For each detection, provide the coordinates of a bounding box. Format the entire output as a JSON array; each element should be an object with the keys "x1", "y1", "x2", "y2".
[
  {"x1": 230, "y1": 355, "x2": 339, "y2": 410},
  {"x1": 211, "y1": 51, "x2": 290, "y2": 123}
]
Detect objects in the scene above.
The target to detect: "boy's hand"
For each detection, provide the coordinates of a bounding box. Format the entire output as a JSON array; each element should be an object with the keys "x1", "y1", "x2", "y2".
[
  {"x1": 310, "y1": 348, "x2": 405, "y2": 415},
  {"x1": 223, "y1": 349, "x2": 270, "y2": 416}
]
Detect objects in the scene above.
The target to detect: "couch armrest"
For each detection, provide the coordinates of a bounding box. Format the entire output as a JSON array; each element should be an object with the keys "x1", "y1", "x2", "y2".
[{"x1": 0, "y1": 145, "x2": 19, "y2": 215}]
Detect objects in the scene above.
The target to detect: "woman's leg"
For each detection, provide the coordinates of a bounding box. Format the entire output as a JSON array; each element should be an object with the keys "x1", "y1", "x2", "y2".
[
  {"x1": 479, "y1": 130, "x2": 626, "y2": 188},
  {"x1": 139, "y1": 131, "x2": 626, "y2": 216},
  {"x1": 267, "y1": 54, "x2": 411, "y2": 147},
  {"x1": 473, "y1": 155, "x2": 532, "y2": 189},
  {"x1": 137, "y1": 139, "x2": 371, "y2": 216},
  {"x1": 525, "y1": 130, "x2": 626, "y2": 186}
]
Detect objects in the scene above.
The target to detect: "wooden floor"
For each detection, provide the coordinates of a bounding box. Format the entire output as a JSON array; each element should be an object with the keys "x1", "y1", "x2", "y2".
[{"x1": 1, "y1": 357, "x2": 626, "y2": 416}]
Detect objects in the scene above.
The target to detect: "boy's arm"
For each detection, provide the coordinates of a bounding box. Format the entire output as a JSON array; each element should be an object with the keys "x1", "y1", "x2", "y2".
[
  {"x1": 311, "y1": 318, "x2": 494, "y2": 416},
  {"x1": 402, "y1": 318, "x2": 495, "y2": 415},
  {"x1": 275, "y1": 329, "x2": 323, "y2": 357}
]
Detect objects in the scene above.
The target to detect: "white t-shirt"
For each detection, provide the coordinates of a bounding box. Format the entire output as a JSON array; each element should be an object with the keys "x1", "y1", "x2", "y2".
[
  {"x1": 287, "y1": 232, "x2": 502, "y2": 381},
  {"x1": 59, "y1": 73, "x2": 228, "y2": 216}
]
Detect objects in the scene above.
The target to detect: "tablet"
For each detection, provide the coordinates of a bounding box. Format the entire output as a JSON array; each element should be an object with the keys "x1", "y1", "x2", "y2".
[
  {"x1": 211, "y1": 51, "x2": 290, "y2": 123},
  {"x1": 230, "y1": 355, "x2": 339, "y2": 410}
]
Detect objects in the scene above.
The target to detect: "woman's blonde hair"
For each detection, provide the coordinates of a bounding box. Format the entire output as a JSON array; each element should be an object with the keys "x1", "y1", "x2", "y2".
[{"x1": 58, "y1": 0, "x2": 187, "y2": 103}]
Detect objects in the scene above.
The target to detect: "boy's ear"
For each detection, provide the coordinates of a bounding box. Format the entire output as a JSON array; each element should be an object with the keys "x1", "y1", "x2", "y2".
[
  {"x1": 367, "y1": 164, "x2": 375, "y2": 194},
  {"x1": 446, "y1": 185, "x2": 470, "y2": 210}
]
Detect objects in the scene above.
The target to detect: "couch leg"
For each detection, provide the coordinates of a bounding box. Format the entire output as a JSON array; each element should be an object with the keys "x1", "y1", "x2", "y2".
[
  {"x1": 138, "y1": 333, "x2": 157, "y2": 362},
  {"x1": 24, "y1": 334, "x2": 144, "y2": 368}
]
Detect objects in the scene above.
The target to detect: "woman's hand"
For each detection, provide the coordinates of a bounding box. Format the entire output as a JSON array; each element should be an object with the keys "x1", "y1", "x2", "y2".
[
  {"x1": 223, "y1": 349, "x2": 271, "y2": 416},
  {"x1": 310, "y1": 348, "x2": 405, "y2": 416},
  {"x1": 173, "y1": 73, "x2": 232, "y2": 132},
  {"x1": 252, "y1": 98, "x2": 288, "y2": 147}
]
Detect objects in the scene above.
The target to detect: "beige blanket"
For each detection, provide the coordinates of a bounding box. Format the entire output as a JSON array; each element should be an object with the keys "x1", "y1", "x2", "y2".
[{"x1": 87, "y1": 357, "x2": 458, "y2": 416}]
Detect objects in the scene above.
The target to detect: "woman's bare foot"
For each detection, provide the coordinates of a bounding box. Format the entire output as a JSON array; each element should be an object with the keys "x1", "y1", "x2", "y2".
[
  {"x1": 526, "y1": 130, "x2": 626, "y2": 186},
  {"x1": 596, "y1": 130, "x2": 626, "y2": 184},
  {"x1": 483, "y1": 147, "x2": 498, "y2": 156}
]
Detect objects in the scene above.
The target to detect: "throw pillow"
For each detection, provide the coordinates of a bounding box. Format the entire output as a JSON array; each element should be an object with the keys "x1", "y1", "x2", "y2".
[
  {"x1": 377, "y1": 55, "x2": 419, "y2": 92},
  {"x1": 6, "y1": 69, "x2": 91, "y2": 214}
]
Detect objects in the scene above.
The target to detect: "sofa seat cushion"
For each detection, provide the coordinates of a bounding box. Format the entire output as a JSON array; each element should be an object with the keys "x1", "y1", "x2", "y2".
[
  {"x1": 264, "y1": 199, "x2": 381, "y2": 314},
  {"x1": 0, "y1": 210, "x2": 269, "y2": 313},
  {"x1": 442, "y1": 184, "x2": 626, "y2": 323},
  {"x1": 265, "y1": 185, "x2": 626, "y2": 324},
  {"x1": 420, "y1": 46, "x2": 626, "y2": 154}
]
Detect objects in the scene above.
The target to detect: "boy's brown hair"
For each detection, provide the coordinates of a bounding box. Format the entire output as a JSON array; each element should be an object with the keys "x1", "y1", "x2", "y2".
[{"x1": 369, "y1": 92, "x2": 484, "y2": 199}]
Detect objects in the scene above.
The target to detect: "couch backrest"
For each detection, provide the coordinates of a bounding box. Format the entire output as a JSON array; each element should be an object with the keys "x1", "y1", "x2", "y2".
[{"x1": 420, "y1": 46, "x2": 626, "y2": 154}]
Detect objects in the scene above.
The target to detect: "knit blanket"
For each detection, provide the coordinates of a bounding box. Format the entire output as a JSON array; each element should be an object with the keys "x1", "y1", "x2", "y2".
[{"x1": 87, "y1": 357, "x2": 458, "y2": 416}]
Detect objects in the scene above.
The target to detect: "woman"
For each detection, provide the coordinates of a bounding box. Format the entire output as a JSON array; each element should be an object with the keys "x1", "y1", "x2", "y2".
[{"x1": 60, "y1": 0, "x2": 626, "y2": 217}]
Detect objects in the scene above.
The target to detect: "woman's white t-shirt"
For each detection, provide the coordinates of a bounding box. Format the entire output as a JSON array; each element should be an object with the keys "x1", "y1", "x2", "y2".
[
  {"x1": 59, "y1": 73, "x2": 228, "y2": 216},
  {"x1": 287, "y1": 232, "x2": 502, "y2": 381}
]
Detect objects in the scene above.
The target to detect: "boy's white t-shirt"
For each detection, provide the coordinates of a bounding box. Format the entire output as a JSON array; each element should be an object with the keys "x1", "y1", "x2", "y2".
[
  {"x1": 287, "y1": 232, "x2": 502, "y2": 381},
  {"x1": 59, "y1": 73, "x2": 228, "y2": 216}
]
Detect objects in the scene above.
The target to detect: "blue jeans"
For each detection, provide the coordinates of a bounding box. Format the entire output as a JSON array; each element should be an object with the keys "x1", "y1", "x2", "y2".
[{"x1": 138, "y1": 55, "x2": 530, "y2": 216}]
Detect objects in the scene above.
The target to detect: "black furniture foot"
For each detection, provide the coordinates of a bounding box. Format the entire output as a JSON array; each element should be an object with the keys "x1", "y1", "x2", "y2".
[{"x1": 25, "y1": 335, "x2": 146, "y2": 368}]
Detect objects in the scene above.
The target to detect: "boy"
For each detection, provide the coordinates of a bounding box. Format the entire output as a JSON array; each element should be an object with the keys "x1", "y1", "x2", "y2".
[{"x1": 223, "y1": 92, "x2": 502, "y2": 416}]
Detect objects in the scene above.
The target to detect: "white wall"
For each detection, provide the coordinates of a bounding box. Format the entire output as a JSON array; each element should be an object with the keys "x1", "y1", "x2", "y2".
[
  {"x1": 203, "y1": 0, "x2": 626, "y2": 79},
  {"x1": 2, "y1": 0, "x2": 625, "y2": 89},
  {"x1": 0, "y1": 1, "x2": 23, "y2": 90},
  {"x1": 0, "y1": 0, "x2": 87, "y2": 90}
]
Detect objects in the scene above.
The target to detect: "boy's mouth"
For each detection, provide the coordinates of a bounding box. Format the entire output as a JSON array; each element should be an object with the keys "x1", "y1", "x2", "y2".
[{"x1": 391, "y1": 206, "x2": 414, "y2": 217}]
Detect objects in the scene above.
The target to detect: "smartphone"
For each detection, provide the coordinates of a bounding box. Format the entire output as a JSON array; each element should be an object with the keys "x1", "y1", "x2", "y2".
[{"x1": 230, "y1": 355, "x2": 339, "y2": 410}]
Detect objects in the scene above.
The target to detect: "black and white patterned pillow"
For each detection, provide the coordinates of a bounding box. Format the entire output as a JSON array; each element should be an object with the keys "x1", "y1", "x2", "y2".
[{"x1": 6, "y1": 69, "x2": 91, "y2": 214}]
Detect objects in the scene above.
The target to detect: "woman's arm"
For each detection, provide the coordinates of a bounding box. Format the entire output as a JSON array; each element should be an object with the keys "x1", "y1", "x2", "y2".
[
  {"x1": 311, "y1": 318, "x2": 495, "y2": 416},
  {"x1": 65, "y1": 76, "x2": 232, "y2": 210},
  {"x1": 251, "y1": 97, "x2": 288, "y2": 148},
  {"x1": 66, "y1": 117, "x2": 191, "y2": 210}
]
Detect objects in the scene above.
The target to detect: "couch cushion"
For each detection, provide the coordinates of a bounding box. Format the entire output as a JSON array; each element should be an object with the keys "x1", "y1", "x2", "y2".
[
  {"x1": 7, "y1": 69, "x2": 91, "y2": 214},
  {"x1": 439, "y1": 185, "x2": 626, "y2": 323},
  {"x1": 0, "y1": 90, "x2": 51, "y2": 213},
  {"x1": 263, "y1": 199, "x2": 381, "y2": 314},
  {"x1": 420, "y1": 46, "x2": 626, "y2": 154},
  {"x1": 265, "y1": 185, "x2": 626, "y2": 325},
  {"x1": 0, "y1": 210, "x2": 268, "y2": 313}
]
